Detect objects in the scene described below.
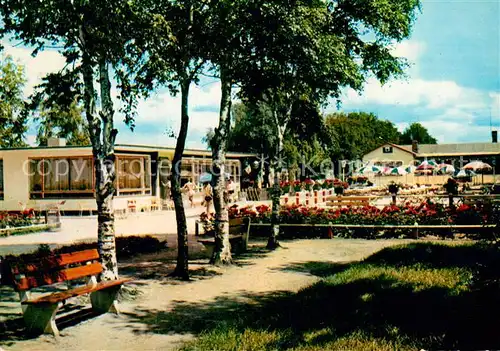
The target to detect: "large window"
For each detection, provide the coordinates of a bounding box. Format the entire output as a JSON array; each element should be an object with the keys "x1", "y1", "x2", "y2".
[
  {"x1": 0, "y1": 159, "x2": 4, "y2": 200},
  {"x1": 184, "y1": 158, "x2": 241, "y2": 188},
  {"x1": 30, "y1": 157, "x2": 94, "y2": 199},
  {"x1": 116, "y1": 155, "x2": 151, "y2": 196}
]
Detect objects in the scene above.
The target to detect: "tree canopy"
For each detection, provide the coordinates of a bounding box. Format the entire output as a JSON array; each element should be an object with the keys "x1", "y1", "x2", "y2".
[
  {"x1": 325, "y1": 112, "x2": 402, "y2": 160},
  {"x1": 0, "y1": 55, "x2": 28, "y2": 148},
  {"x1": 31, "y1": 72, "x2": 90, "y2": 146},
  {"x1": 400, "y1": 122, "x2": 438, "y2": 144}
]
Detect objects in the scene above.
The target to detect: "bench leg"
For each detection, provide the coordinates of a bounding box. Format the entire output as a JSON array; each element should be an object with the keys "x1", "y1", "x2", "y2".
[
  {"x1": 23, "y1": 302, "x2": 62, "y2": 336},
  {"x1": 90, "y1": 286, "x2": 121, "y2": 314}
]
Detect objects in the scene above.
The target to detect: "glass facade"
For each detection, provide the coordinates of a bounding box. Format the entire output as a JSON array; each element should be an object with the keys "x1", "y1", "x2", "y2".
[
  {"x1": 29, "y1": 157, "x2": 94, "y2": 199},
  {"x1": 116, "y1": 155, "x2": 152, "y2": 196}
]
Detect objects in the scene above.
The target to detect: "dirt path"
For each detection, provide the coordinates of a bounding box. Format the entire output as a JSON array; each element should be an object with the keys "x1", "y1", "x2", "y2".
[{"x1": 1, "y1": 239, "x2": 412, "y2": 351}]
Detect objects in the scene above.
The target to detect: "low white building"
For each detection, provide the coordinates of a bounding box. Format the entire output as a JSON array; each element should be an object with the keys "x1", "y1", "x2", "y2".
[{"x1": 0, "y1": 139, "x2": 255, "y2": 212}]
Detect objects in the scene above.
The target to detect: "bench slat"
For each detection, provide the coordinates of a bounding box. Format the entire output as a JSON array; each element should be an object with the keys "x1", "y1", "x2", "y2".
[
  {"x1": 22, "y1": 278, "x2": 131, "y2": 305},
  {"x1": 11, "y1": 249, "x2": 100, "y2": 275},
  {"x1": 229, "y1": 218, "x2": 245, "y2": 226},
  {"x1": 15, "y1": 262, "x2": 103, "y2": 291}
]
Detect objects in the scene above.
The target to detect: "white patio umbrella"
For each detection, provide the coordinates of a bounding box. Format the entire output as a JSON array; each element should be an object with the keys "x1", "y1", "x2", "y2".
[
  {"x1": 463, "y1": 161, "x2": 492, "y2": 172},
  {"x1": 199, "y1": 172, "x2": 212, "y2": 183},
  {"x1": 200, "y1": 172, "x2": 231, "y2": 183},
  {"x1": 357, "y1": 165, "x2": 382, "y2": 174},
  {"x1": 416, "y1": 160, "x2": 436, "y2": 171},
  {"x1": 382, "y1": 166, "x2": 393, "y2": 175},
  {"x1": 463, "y1": 161, "x2": 491, "y2": 183},
  {"x1": 404, "y1": 165, "x2": 416, "y2": 173},
  {"x1": 438, "y1": 164, "x2": 455, "y2": 174},
  {"x1": 455, "y1": 169, "x2": 476, "y2": 178},
  {"x1": 389, "y1": 166, "x2": 407, "y2": 176}
]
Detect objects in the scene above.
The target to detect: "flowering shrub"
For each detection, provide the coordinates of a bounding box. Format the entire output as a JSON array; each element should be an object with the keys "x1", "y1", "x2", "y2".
[
  {"x1": 224, "y1": 201, "x2": 500, "y2": 239},
  {"x1": 0, "y1": 210, "x2": 36, "y2": 229}
]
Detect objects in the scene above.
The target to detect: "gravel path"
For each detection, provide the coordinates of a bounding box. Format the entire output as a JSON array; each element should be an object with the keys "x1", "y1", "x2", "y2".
[{"x1": 1, "y1": 238, "x2": 413, "y2": 351}]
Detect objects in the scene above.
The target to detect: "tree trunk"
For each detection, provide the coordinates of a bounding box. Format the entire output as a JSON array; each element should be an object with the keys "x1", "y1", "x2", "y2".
[
  {"x1": 211, "y1": 68, "x2": 232, "y2": 265},
  {"x1": 96, "y1": 60, "x2": 118, "y2": 281},
  {"x1": 170, "y1": 80, "x2": 190, "y2": 280},
  {"x1": 267, "y1": 125, "x2": 284, "y2": 250},
  {"x1": 81, "y1": 54, "x2": 118, "y2": 281}
]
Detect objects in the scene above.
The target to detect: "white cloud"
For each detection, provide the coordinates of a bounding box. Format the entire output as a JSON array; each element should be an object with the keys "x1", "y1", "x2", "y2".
[
  {"x1": 420, "y1": 120, "x2": 492, "y2": 144},
  {"x1": 490, "y1": 92, "x2": 500, "y2": 119},
  {"x1": 391, "y1": 41, "x2": 426, "y2": 64},
  {"x1": 131, "y1": 81, "x2": 221, "y2": 127},
  {"x1": 2, "y1": 43, "x2": 67, "y2": 97},
  {"x1": 343, "y1": 77, "x2": 490, "y2": 111}
]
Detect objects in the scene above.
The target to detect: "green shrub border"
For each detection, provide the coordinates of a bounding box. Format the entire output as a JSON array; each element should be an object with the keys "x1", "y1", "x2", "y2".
[{"x1": 0, "y1": 223, "x2": 60, "y2": 237}]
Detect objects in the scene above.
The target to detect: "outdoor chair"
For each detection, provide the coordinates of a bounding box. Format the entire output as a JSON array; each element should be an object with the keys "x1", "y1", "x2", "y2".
[
  {"x1": 78, "y1": 202, "x2": 93, "y2": 216},
  {"x1": 127, "y1": 200, "x2": 137, "y2": 214},
  {"x1": 150, "y1": 198, "x2": 161, "y2": 211}
]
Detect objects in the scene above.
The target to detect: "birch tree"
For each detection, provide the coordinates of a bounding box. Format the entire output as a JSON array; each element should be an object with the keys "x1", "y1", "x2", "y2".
[
  {"x1": 118, "y1": 0, "x2": 209, "y2": 279},
  {"x1": 0, "y1": 0, "x2": 139, "y2": 280},
  {"x1": 238, "y1": 0, "x2": 421, "y2": 249}
]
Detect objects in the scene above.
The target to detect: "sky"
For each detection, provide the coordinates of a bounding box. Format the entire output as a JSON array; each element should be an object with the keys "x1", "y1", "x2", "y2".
[{"x1": 1, "y1": 0, "x2": 499, "y2": 148}]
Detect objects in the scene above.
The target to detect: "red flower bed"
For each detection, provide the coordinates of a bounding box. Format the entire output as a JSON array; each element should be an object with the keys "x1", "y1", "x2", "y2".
[
  {"x1": 226, "y1": 200, "x2": 499, "y2": 227},
  {"x1": 0, "y1": 209, "x2": 37, "y2": 230}
]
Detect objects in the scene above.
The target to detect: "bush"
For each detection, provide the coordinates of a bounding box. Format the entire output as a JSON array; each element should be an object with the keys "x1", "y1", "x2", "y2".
[
  {"x1": 0, "y1": 210, "x2": 37, "y2": 229},
  {"x1": 227, "y1": 201, "x2": 500, "y2": 240}
]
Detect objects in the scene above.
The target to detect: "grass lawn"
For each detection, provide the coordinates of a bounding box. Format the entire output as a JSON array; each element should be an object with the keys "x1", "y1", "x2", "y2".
[{"x1": 179, "y1": 242, "x2": 500, "y2": 350}]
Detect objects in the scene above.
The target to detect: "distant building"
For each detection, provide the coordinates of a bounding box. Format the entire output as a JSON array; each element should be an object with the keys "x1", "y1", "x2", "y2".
[{"x1": 362, "y1": 133, "x2": 500, "y2": 173}]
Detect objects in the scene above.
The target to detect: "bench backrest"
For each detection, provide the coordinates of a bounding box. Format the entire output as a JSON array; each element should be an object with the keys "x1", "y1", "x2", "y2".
[
  {"x1": 229, "y1": 217, "x2": 251, "y2": 235},
  {"x1": 10, "y1": 249, "x2": 102, "y2": 291}
]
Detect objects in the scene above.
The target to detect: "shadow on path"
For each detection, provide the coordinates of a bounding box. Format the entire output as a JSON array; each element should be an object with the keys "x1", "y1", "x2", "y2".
[{"x1": 121, "y1": 242, "x2": 500, "y2": 350}]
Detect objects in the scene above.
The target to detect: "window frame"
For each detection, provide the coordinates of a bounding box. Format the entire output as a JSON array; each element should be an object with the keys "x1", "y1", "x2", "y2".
[
  {"x1": 115, "y1": 154, "x2": 152, "y2": 197},
  {"x1": 382, "y1": 146, "x2": 393, "y2": 154},
  {"x1": 29, "y1": 156, "x2": 95, "y2": 199}
]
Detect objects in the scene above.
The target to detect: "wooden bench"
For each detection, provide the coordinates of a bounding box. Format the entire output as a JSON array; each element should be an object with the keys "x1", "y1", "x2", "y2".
[
  {"x1": 197, "y1": 217, "x2": 251, "y2": 256},
  {"x1": 326, "y1": 196, "x2": 374, "y2": 207},
  {"x1": 10, "y1": 249, "x2": 131, "y2": 336}
]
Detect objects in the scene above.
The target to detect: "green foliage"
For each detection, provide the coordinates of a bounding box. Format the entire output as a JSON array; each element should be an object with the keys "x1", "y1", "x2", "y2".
[
  {"x1": 31, "y1": 72, "x2": 90, "y2": 146},
  {"x1": 0, "y1": 55, "x2": 28, "y2": 147},
  {"x1": 400, "y1": 122, "x2": 437, "y2": 144},
  {"x1": 35, "y1": 100, "x2": 90, "y2": 146},
  {"x1": 209, "y1": 100, "x2": 329, "y2": 175},
  {"x1": 325, "y1": 112, "x2": 402, "y2": 160}
]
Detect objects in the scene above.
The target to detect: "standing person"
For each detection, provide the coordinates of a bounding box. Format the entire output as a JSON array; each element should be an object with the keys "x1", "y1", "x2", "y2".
[
  {"x1": 182, "y1": 178, "x2": 196, "y2": 208},
  {"x1": 203, "y1": 182, "x2": 213, "y2": 217},
  {"x1": 164, "y1": 176, "x2": 172, "y2": 200}
]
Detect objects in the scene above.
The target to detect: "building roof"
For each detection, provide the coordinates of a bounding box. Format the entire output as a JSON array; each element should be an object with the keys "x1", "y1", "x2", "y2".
[
  {"x1": 401, "y1": 143, "x2": 500, "y2": 157},
  {"x1": 0, "y1": 143, "x2": 257, "y2": 158}
]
